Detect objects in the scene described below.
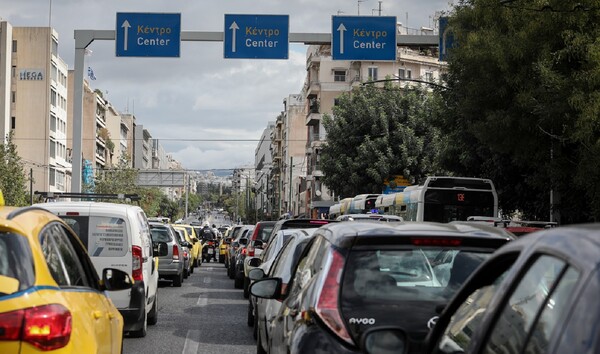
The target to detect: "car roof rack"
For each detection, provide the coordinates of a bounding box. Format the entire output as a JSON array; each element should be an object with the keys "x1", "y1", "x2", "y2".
[{"x1": 35, "y1": 191, "x2": 141, "y2": 203}]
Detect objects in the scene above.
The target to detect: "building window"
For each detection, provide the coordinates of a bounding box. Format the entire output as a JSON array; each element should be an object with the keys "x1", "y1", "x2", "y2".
[
  {"x1": 51, "y1": 38, "x2": 58, "y2": 56},
  {"x1": 50, "y1": 89, "x2": 57, "y2": 107},
  {"x1": 12, "y1": 40, "x2": 16, "y2": 52},
  {"x1": 50, "y1": 140, "x2": 56, "y2": 158},
  {"x1": 333, "y1": 70, "x2": 346, "y2": 82},
  {"x1": 56, "y1": 171, "x2": 64, "y2": 190},
  {"x1": 368, "y1": 67, "x2": 378, "y2": 81},
  {"x1": 11, "y1": 117, "x2": 15, "y2": 130},
  {"x1": 11, "y1": 66, "x2": 16, "y2": 78},
  {"x1": 49, "y1": 168, "x2": 56, "y2": 186},
  {"x1": 11, "y1": 91, "x2": 15, "y2": 103},
  {"x1": 334, "y1": 98, "x2": 340, "y2": 106},
  {"x1": 51, "y1": 63, "x2": 58, "y2": 82},
  {"x1": 425, "y1": 71, "x2": 434, "y2": 82},
  {"x1": 399, "y1": 68, "x2": 412, "y2": 79},
  {"x1": 50, "y1": 114, "x2": 57, "y2": 132}
]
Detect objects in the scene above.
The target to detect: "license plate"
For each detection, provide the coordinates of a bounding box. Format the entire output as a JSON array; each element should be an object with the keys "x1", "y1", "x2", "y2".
[{"x1": 207, "y1": 249, "x2": 213, "y2": 254}]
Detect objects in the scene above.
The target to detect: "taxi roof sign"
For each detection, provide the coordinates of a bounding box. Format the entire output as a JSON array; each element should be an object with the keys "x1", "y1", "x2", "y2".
[{"x1": 0, "y1": 190, "x2": 4, "y2": 206}]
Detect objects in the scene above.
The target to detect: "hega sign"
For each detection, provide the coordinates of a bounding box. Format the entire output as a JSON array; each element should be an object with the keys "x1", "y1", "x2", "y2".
[{"x1": 19, "y1": 69, "x2": 44, "y2": 81}]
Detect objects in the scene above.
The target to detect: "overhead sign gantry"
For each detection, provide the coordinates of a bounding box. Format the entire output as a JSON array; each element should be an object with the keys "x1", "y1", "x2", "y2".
[{"x1": 70, "y1": 12, "x2": 439, "y2": 194}]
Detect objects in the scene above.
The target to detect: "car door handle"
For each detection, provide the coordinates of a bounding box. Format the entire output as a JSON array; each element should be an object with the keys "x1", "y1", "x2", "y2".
[{"x1": 93, "y1": 311, "x2": 103, "y2": 320}]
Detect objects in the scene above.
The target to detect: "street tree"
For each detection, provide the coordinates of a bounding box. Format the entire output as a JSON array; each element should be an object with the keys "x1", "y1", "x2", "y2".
[
  {"x1": 321, "y1": 82, "x2": 446, "y2": 198},
  {"x1": 440, "y1": 0, "x2": 600, "y2": 222},
  {"x1": 0, "y1": 133, "x2": 29, "y2": 206}
]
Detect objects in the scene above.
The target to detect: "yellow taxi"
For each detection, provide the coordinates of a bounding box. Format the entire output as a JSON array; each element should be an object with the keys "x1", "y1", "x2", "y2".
[
  {"x1": 0, "y1": 193, "x2": 133, "y2": 353},
  {"x1": 172, "y1": 224, "x2": 202, "y2": 268}
]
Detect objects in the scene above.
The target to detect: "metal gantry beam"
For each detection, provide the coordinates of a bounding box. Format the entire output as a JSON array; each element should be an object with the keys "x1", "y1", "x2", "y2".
[{"x1": 71, "y1": 30, "x2": 438, "y2": 193}]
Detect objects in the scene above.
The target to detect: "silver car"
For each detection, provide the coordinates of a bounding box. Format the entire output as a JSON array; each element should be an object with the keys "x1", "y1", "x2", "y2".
[
  {"x1": 149, "y1": 222, "x2": 185, "y2": 287},
  {"x1": 174, "y1": 228, "x2": 192, "y2": 278}
]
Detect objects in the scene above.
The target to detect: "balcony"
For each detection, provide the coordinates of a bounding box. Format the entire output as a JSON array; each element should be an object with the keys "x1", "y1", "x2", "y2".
[
  {"x1": 306, "y1": 112, "x2": 321, "y2": 126},
  {"x1": 304, "y1": 80, "x2": 320, "y2": 97}
]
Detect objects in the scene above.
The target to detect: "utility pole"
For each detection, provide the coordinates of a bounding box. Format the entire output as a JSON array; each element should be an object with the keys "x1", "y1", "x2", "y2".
[
  {"x1": 185, "y1": 173, "x2": 189, "y2": 219},
  {"x1": 358, "y1": 0, "x2": 366, "y2": 15},
  {"x1": 289, "y1": 156, "x2": 293, "y2": 216},
  {"x1": 30, "y1": 168, "x2": 33, "y2": 205}
]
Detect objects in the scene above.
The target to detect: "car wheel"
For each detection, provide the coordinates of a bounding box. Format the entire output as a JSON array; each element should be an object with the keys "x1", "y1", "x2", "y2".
[
  {"x1": 220, "y1": 255, "x2": 225, "y2": 263},
  {"x1": 256, "y1": 324, "x2": 267, "y2": 354},
  {"x1": 228, "y1": 263, "x2": 235, "y2": 279},
  {"x1": 247, "y1": 301, "x2": 254, "y2": 327},
  {"x1": 253, "y1": 309, "x2": 258, "y2": 340},
  {"x1": 173, "y1": 272, "x2": 183, "y2": 287},
  {"x1": 147, "y1": 293, "x2": 158, "y2": 326},
  {"x1": 183, "y1": 268, "x2": 188, "y2": 279},
  {"x1": 129, "y1": 309, "x2": 147, "y2": 338},
  {"x1": 243, "y1": 277, "x2": 250, "y2": 299},
  {"x1": 234, "y1": 272, "x2": 243, "y2": 289}
]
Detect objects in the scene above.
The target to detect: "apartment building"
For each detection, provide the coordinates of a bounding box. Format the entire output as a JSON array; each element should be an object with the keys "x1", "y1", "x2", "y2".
[
  {"x1": 300, "y1": 43, "x2": 446, "y2": 218},
  {"x1": 0, "y1": 23, "x2": 71, "y2": 193},
  {"x1": 255, "y1": 121, "x2": 274, "y2": 219}
]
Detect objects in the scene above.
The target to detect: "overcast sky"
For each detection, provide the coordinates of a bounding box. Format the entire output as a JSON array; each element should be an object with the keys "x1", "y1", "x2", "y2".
[{"x1": 1, "y1": 0, "x2": 451, "y2": 173}]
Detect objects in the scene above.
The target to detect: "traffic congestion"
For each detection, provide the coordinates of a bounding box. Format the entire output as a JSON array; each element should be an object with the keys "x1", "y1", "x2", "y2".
[
  {"x1": 2, "y1": 0, "x2": 600, "y2": 353},
  {"x1": 2, "y1": 187, "x2": 600, "y2": 353}
]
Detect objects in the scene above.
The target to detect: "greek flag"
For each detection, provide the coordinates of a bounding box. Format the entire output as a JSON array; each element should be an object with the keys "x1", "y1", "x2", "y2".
[{"x1": 87, "y1": 66, "x2": 97, "y2": 80}]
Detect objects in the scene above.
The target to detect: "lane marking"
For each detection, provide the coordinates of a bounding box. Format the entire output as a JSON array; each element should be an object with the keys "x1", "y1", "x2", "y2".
[
  {"x1": 182, "y1": 330, "x2": 200, "y2": 354},
  {"x1": 196, "y1": 296, "x2": 208, "y2": 307}
]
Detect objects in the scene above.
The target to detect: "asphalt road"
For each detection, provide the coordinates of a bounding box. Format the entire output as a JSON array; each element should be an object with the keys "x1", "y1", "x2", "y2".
[{"x1": 123, "y1": 262, "x2": 254, "y2": 354}]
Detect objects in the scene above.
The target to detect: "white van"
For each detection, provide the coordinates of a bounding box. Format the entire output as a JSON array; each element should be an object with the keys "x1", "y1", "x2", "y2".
[{"x1": 37, "y1": 201, "x2": 160, "y2": 337}]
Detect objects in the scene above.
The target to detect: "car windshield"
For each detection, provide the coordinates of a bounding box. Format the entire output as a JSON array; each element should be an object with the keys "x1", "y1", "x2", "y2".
[
  {"x1": 0, "y1": 232, "x2": 35, "y2": 295},
  {"x1": 342, "y1": 248, "x2": 491, "y2": 303}
]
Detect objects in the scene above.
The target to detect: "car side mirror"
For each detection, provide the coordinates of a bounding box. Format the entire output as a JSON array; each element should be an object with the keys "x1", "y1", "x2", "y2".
[
  {"x1": 249, "y1": 278, "x2": 282, "y2": 299},
  {"x1": 248, "y1": 268, "x2": 265, "y2": 281},
  {"x1": 102, "y1": 268, "x2": 133, "y2": 291},
  {"x1": 239, "y1": 238, "x2": 248, "y2": 246},
  {"x1": 225, "y1": 237, "x2": 232, "y2": 245},
  {"x1": 153, "y1": 242, "x2": 168, "y2": 257},
  {"x1": 362, "y1": 327, "x2": 406, "y2": 354}
]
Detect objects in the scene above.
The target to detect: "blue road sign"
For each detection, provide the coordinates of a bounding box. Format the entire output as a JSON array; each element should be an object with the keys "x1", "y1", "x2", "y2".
[
  {"x1": 332, "y1": 16, "x2": 397, "y2": 61},
  {"x1": 224, "y1": 14, "x2": 289, "y2": 59},
  {"x1": 439, "y1": 17, "x2": 455, "y2": 61},
  {"x1": 116, "y1": 13, "x2": 181, "y2": 57}
]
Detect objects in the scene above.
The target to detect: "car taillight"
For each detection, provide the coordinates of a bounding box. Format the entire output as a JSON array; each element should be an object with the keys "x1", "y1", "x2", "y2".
[
  {"x1": 314, "y1": 248, "x2": 353, "y2": 345},
  {"x1": 241, "y1": 248, "x2": 247, "y2": 256},
  {"x1": 247, "y1": 245, "x2": 255, "y2": 257},
  {"x1": 208, "y1": 241, "x2": 214, "y2": 247},
  {"x1": 172, "y1": 245, "x2": 179, "y2": 261},
  {"x1": 0, "y1": 305, "x2": 72, "y2": 351},
  {"x1": 132, "y1": 246, "x2": 143, "y2": 281},
  {"x1": 183, "y1": 250, "x2": 189, "y2": 258}
]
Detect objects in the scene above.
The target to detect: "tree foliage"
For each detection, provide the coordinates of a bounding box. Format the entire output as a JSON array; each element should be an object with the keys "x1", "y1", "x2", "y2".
[
  {"x1": 440, "y1": 0, "x2": 600, "y2": 222},
  {"x1": 0, "y1": 133, "x2": 29, "y2": 206},
  {"x1": 321, "y1": 82, "x2": 447, "y2": 198}
]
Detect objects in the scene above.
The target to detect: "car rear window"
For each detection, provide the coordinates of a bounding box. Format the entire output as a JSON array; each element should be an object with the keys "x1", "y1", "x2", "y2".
[
  {"x1": 342, "y1": 248, "x2": 491, "y2": 303},
  {"x1": 280, "y1": 219, "x2": 333, "y2": 230},
  {"x1": 0, "y1": 232, "x2": 35, "y2": 295},
  {"x1": 258, "y1": 225, "x2": 275, "y2": 242},
  {"x1": 150, "y1": 226, "x2": 173, "y2": 243},
  {"x1": 60, "y1": 216, "x2": 129, "y2": 257}
]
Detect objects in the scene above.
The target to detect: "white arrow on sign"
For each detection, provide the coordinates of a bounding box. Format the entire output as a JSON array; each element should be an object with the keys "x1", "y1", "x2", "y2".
[
  {"x1": 337, "y1": 23, "x2": 347, "y2": 54},
  {"x1": 229, "y1": 21, "x2": 239, "y2": 53},
  {"x1": 122, "y1": 20, "x2": 131, "y2": 51}
]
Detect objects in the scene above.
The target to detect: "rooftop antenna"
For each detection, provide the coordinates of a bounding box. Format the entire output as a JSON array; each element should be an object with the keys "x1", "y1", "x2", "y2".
[{"x1": 358, "y1": 0, "x2": 366, "y2": 15}]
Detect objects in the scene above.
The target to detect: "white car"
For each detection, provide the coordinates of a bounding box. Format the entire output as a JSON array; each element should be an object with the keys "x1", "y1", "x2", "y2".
[{"x1": 37, "y1": 201, "x2": 160, "y2": 337}]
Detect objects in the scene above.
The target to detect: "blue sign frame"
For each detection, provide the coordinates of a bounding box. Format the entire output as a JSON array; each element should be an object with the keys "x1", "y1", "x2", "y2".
[
  {"x1": 332, "y1": 16, "x2": 397, "y2": 61},
  {"x1": 116, "y1": 13, "x2": 181, "y2": 57},
  {"x1": 224, "y1": 14, "x2": 289, "y2": 59}
]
